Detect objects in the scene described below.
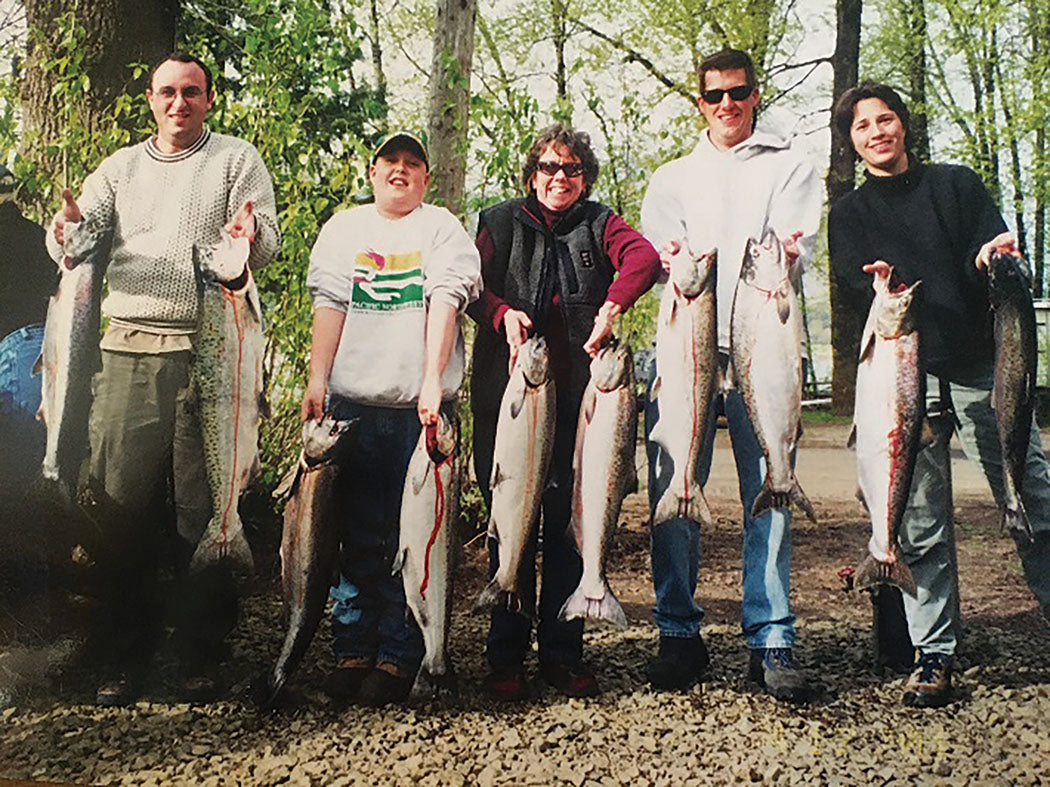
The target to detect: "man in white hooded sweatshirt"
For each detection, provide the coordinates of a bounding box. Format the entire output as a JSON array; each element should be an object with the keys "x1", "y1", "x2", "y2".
[{"x1": 640, "y1": 48, "x2": 822, "y2": 700}]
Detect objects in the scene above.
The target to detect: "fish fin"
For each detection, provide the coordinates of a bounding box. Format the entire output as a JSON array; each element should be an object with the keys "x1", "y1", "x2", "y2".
[
  {"x1": 391, "y1": 547, "x2": 406, "y2": 575},
  {"x1": 31, "y1": 353, "x2": 42, "y2": 376},
  {"x1": 508, "y1": 379, "x2": 528, "y2": 419},
  {"x1": 855, "y1": 548, "x2": 917, "y2": 597},
  {"x1": 847, "y1": 423, "x2": 857, "y2": 449},
  {"x1": 1001, "y1": 501, "x2": 1034, "y2": 539},
  {"x1": 855, "y1": 487, "x2": 869, "y2": 513},
  {"x1": 474, "y1": 578, "x2": 516, "y2": 616},
  {"x1": 722, "y1": 358, "x2": 736, "y2": 392},
  {"x1": 189, "y1": 514, "x2": 254, "y2": 576},
  {"x1": 558, "y1": 583, "x2": 627, "y2": 627},
  {"x1": 668, "y1": 297, "x2": 678, "y2": 325},
  {"x1": 790, "y1": 478, "x2": 818, "y2": 523},
  {"x1": 581, "y1": 384, "x2": 597, "y2": 425},
  {"x1": 272, "y1": 455, "x2": 304, "y2": 500},
  {"x1": 490, "y1": 463, "x2": 504, "y2": 490},
  {"x1": 775, "y1": 287, "x2": 791, "y2": 324},
  {"x1": 858, "y1": 327, "x2": 876, "y2": 363},
  {"x1": 485, "y1": 515, "x2": 499, "y2": 542},
  {"x1": 649, "y1": 376, "x2": 662, "y2": 402},
  {"x1": 750, "y1": 477, "x2": 779, "y2": 520},
  {"x1": 411, "y1": 457, "x2": 432, "y2": 495},
  {"x1": 919, "y1": 418, "x2": 936, "y2": 449}
]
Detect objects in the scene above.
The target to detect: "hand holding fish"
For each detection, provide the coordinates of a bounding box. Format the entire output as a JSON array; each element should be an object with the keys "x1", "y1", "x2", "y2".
[
  {"x1": 51, "y1": 189, "x2": 82, "y2": 248},
  {"x1": 658, "y1": 239, "x2": 682, "y2": 275},
  {"x1": 975, "y1": 231, "x2": 1016, "y2": 271},
  {"x1": 417, "y1": 371, "x2": 441, "y2": 426},
  {"x1": 225, "y1": 200, "x2": 256, "y2": 242},
  {"x1": 502, "y1": 308, "x2": 532, "y2": 372},
  {"x1": 782, "y1": 230, "x2": 803, "y2": 265},
  {"x1": 302, "y1": 376, "x2": 327, "y2": 423},
  {"x1": 582, "y1": 300, "x2": 622, "y2": 358}
]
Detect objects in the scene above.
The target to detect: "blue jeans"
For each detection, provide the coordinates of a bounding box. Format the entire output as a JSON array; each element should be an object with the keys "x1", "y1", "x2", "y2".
[
  {"x1": 327, "y1": 399, "x2": 432, "y2": 672},
  {"x1": 646, "y1": 372, "x2": 795, "y2": 650},
  {"x1": 902, "y1": 366, "x2": 1050, "y2": 654}
]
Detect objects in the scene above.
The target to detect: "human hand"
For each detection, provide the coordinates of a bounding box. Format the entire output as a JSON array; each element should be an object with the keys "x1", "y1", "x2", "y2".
[
  {"x1": 503, "y1": 309, "x2": 532, "y2": 372},
  {"x1": 52, "y1": 189, "x2": 82, "y2": 248},
  {"x1": 417, "y1": 373, "x2": 442, "y2": 426},
  {"x1": 658, "y1": 240, "x2": 681, "y2": 275},
  {"x1": 862, "y1": 260, "x2": 893, "y2": 280},
  {"x1": 975, "y1": 231, "x2": 1016, "y2": 270},
  {"x1": 583, "y1": 301, "x2": 622, "y2": 357},
  {"x1": 225, "y1": 200, "x2": 256, "y2": 242},
  {"x1": 782, "y1": 230, "x2": 803, "y2": 265},
  {"x1": 301, "y1": 376, "x2": 327, "y2": 423}
]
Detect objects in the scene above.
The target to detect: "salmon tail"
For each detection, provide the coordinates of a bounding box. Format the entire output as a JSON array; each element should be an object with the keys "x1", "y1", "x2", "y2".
[
  {"x1": 254, "y1": 670, "x2": 286, "y2": 712},
  {"x1": 1001, "y1": 501, "x2": 1034, "y2": 540},
  {"x1": 412, "y1": 663, "x2": 459, "y2": 698},
  {"x1": 750, "y1": 476, "x2": 816, "y2": 523},
  {"x1": 475, "y1": 578, "x2": 531, "y2": 618},
  {"x1": 856, "y1": 549, "x2": 917, "y2": 597},
  {"x1": 558, "y1": 582, "x2": 627, "y2": 627},
  {"x1": 189, "y1": 514, "x2": 255, "y2": 575},
  {"x1": 652, "y1": 485, "x2": 712, "y2": 528},
  {"x1": 791, "y1": 478, "x2": 818, "y2": 523}
]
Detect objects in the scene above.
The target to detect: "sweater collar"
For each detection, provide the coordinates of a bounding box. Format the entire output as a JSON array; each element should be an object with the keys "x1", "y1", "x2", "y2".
[
  {"x1": 146, "y1": 127, "x2": 212, "y2": 163},
  {"x1": 863, "y1": 156, "x2": 925, "y2": 191},
  {"x1": 518, "y1": 191, "x2": 589, "y2": 235}
]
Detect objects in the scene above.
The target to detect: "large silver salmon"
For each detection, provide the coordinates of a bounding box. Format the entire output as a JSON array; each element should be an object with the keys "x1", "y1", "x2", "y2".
[
  {"x1": 36, "y1": 219, "x2": 108, "y2": 498},
  {"x1": 850, "y1": 264, "x2": 923, "y2": 596},
  {"x1": 259, "y1": 416, "x2": 355, "y2": 709},
  {"x1": 476, "y1": 335, "x2": 556, "y2": 616},
  {"x1": 729, "y1": 230, "x2": 815, "y2": 523},
  {"x1": 560, "y1": 341, "x2": 636, "y2": 626},
  {"x1": 189, "y1": 234, "x2": 264, "y2": 574},
  {"x1": 649, "y1": 243, "x2": 718, "y2": 528},
  {"x1": 395, "y1": 413, "x2": 459, "y2": 693},
  {"x1": 989, "y1": 248, "x2": 1037, "y2": 538}
]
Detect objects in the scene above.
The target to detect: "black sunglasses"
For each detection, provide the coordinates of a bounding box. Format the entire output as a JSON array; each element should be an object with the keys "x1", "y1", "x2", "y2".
[
  {"x1": 536, "y1": 161, "x2": 585, "y2": 177},
  {"x1": 700, "y1": 85, "x2": 754, "y2": 104}
]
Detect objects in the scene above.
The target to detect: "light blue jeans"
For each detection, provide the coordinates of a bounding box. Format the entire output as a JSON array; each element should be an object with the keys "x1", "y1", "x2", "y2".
[
  {"x1": 646, "y1": 373, "x2": 795, "y2": 650},
  {"x1": 903, "y1": 365, "x2": 1050, "y2": 655}
]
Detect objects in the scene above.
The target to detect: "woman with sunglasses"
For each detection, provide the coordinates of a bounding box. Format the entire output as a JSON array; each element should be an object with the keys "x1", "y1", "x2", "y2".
[{"x1": 467, "y1": 123, "x2": 660, "y2": 700}]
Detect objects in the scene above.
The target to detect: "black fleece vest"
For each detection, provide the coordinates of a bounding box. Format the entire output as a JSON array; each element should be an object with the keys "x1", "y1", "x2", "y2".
[{"x1": 470, "y1": 195, "x2": 614, "y2": 419}]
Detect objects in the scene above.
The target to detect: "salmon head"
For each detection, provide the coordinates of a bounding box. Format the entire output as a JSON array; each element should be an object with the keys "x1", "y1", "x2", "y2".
[
  {"x1": 668, "y1": 242, "x2": 717, "y2": 300},
  {"x1": 518, "y1": 335, "x2": 551, "y2": 387},
  {"x1": 302, "y1": 415, "x2": 355, "y2": 465},
  {"x1": 590, "y1": 340, "x2": 633, "y2": 393}
]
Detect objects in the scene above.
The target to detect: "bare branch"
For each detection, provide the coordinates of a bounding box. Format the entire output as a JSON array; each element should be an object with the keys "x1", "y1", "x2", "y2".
[{"x1": 767, "y1": 55, "x2": 832, "y2": 78}]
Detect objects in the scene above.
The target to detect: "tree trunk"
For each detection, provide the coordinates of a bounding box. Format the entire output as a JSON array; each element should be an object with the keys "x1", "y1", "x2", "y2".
[
  {"x1": 426, "y1": 0, "x2": 477, "y2": 216},
  {"x1": 902, "y1": 0, "x2": 929, "y2": 160},
  {"x1": 828, "y1": 0, "x2": 862, "y2": 415},
  {"x1": 21, "y1": 0, "x2": 178, "y2": 150},
  {"x1": 1029, "y1": 0, "x2": 1047, "y2": 295},
  {"x1": 552, "y1": 0, "x2": 568, "y2": 101},
  {"x1": 369, "y1": 0, "x2": 387, "y2": 115},
  {"x1": 995, "y1": 60, "x2": 1027, "y2": 259}
]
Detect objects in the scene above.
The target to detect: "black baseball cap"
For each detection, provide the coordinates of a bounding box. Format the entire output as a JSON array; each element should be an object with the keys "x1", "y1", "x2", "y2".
[{"x1": 371, "y1": 131, "x2": 429, "y2": 170}]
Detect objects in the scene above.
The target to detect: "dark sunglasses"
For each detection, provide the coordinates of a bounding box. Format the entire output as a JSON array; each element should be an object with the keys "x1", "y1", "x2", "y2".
[
  {"x1": 700, "y1": 85, "x2": 754, "y2": 104},
  {"x1": 536, "y1": 161, "x2": 585, "y2": 177}
]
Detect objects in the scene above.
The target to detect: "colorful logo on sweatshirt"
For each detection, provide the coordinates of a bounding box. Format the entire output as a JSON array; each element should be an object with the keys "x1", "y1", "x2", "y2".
[{"x1": 351, "y1": 249, "x2": 424, "y2": 312}]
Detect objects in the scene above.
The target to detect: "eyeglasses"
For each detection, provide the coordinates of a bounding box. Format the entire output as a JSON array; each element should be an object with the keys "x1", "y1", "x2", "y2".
[
  {"x1": 536, "y1": 161, "x2": 585, "y2": 177},
  {"x1": 700, "y1": 85, "x2": 754, "y2": 104}
]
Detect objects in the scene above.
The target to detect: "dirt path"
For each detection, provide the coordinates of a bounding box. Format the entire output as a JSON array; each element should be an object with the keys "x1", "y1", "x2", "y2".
[{"x1": 1, "y1": 421, "x2": 1048, "y2": 785}]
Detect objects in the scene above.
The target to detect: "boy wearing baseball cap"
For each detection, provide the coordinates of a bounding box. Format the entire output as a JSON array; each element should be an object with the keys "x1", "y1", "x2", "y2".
[{"x1": 303, "y1": 131, "x2": 481, "y2": 705}]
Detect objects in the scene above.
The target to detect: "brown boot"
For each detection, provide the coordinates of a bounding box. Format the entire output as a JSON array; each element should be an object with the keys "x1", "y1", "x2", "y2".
[{"x1": 903, "y1": 651, "x2": 953, "y2": 708}]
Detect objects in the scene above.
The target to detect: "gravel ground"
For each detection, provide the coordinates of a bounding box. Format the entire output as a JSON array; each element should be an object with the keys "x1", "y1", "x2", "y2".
[{"x1": 2, "y1": 423, "x2": 1049, "y2": 785}]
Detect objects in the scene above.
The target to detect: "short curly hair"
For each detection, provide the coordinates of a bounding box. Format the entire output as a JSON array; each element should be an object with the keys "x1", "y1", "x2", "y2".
[{"x1": 522, "y1": 124, "x2": 600, "y2": 199}]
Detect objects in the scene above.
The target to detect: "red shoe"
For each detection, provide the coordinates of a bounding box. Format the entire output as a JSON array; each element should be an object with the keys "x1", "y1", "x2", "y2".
[
  {"x1": 483, "y1": 665, "x2": 529, "y2": 701},
  {"x1": 540, "y1": 662, "x2": 600, "y2": 698}
]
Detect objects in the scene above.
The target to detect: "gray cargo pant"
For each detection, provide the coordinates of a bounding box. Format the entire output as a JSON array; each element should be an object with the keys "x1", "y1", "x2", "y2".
[
  {"x1": 88, "y1": 350, "x2": 235, "y2": 667},
  {"x1": 903, "y1": 363, "x2": 1050, "y2": 655}
]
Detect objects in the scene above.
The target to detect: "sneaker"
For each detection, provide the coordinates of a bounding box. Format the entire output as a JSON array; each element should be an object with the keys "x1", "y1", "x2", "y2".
[
  {"x1": 903, "y1": 651, "x2": 953, "y2": 708},
  {"x1": 646, "y1": 634, "x2": 710, "y2": 690},
  {"x1": 749, "y1": 648, "x2": 815, "y2": 703},
  {"x1": 540, "y1": 662, "x2": 600, "y2": 698},
  {"x1": 483, "y1": 665, "x2": 529, "y2": 702},
  {"x1": 323, "y1": 656, "x2": 373, "y2": 703},
  {"x1": 358, "y1": 663, "x2": 413, "y2": 707}
]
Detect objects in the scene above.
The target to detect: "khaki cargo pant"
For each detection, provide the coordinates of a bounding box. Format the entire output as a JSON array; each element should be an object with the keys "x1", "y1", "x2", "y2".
[{"x1": 88, "y1": 350, "x2": 235, "y2": 667}]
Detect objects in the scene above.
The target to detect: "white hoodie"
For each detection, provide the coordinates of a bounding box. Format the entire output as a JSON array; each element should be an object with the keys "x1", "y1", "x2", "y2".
[{"x1": 640, "y1": 126, "x2": 822, "y2": 351}]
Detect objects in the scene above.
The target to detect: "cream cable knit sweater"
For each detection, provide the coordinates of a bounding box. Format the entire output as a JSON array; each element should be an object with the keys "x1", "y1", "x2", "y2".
[{"x1": 46, "y1": 129, "x2": 279, "y2": 334}]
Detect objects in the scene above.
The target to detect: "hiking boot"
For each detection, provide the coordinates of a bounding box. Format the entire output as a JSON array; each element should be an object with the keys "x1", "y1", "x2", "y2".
[
  {"x1": 540, "y1": 662, "x2": 600, "y2": 698},
  {"x1": 483, "y1": 665, "x2": 530, "y2": 702},
  {"x1": 358, "y1": 663, "x2": 413, "y2": 707},
  {"x1": 749, "y1": 648, "x2": 815, "y2": 703},
  {"x1": 903, "y1": 651, "x2": 953, "y2": 708},
  {"x1": 647, "y1": 634, "x2": 710, "y2": 690},
  {"x1": 323, "y1": 656, "x2": 373, "y2": 703}
]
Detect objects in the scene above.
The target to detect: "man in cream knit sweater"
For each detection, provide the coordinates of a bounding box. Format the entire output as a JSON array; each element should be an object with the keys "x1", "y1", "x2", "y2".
[{"x1": 47, "y1": 52, "x2": 279, "y2": 705}]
